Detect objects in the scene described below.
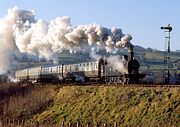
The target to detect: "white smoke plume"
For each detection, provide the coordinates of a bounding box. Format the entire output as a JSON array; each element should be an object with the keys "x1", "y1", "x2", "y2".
[
  {"x1": 0, "y1": 7, "x2": 21, "y2": 74},
  {"x1": 0, "y1": 7, "x2": 133, "y2": 74},
  {"x1": 107, "y1": 55, "x2": 128, "y2": 74},
  {"x1": 90, "y1": 50, "x2": 128, "y2": 74}
]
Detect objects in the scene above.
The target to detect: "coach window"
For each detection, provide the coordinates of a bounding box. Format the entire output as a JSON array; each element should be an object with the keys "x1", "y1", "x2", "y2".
[
  {"x1": 109, "y1": 67, "x2": 112, "y2": 71},
  {"x1": 75, "y1": 65, "x2": 78, "y2": 71},
  {"x1": 83, "y1": 63, "x2": 85, "y2": 66},
  {"x1": 59, "y1": 67, "x2": 61, "y2": 72},
  {"x1": 95, "y1": 63, "x2": 97, "y2": 69}
]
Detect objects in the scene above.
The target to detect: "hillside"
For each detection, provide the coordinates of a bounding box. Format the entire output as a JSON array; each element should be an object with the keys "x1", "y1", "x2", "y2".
[
  {"x1": 1, "y1": 83, "x2": 179, "y2": 126},
  {"x1": 13, "y1": 45, "x2": 180, "y2": 77}
]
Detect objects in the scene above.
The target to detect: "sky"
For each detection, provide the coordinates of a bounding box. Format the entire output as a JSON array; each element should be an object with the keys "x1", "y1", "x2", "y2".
[{"x1": 0, "y1": 0, "x2": 179, "y2": 51}]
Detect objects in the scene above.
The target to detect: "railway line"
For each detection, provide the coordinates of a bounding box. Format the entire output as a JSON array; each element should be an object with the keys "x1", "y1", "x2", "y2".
[{"x1": 32, "y1": 81, "x2": 180, "y2": 88}]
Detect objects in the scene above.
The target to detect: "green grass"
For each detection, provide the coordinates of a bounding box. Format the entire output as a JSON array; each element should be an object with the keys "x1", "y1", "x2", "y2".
[{"x1": 28, "y1": 85, "x2": 180, "y2": 127}]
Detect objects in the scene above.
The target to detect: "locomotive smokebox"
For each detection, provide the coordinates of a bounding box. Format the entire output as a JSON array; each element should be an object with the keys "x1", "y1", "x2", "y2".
[{"x1": 130, "y1": 51, "x2": 134, "y2": 60}]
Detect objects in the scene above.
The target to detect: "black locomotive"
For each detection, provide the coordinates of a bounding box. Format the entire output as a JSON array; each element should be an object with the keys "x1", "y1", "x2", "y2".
[{"x1": 127, "y1": 52, "x2": 145, "y2": 83}]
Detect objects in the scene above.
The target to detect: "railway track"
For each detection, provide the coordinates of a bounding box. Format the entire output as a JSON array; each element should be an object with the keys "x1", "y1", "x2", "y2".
[
  {"x1": 71, "y1": 81, "x2": 180, "y2": 87},
  {"x1": 37, "y1": 82, "x2": 180, "y2": 87},
  {"x1": 118, "y1": 84, "x2": 180, "y2": 87}
]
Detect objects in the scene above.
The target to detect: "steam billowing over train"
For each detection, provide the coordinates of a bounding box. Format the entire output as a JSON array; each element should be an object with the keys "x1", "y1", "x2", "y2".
[
  {"x1": 0, "y1": 7, "x2": 145, "y2": 84},
  {"x1": 1, "y1": 7, "x2": 180, "y2": 85},
  {"x1": 15, "y1": 52, "x2": 145, "y2": 84}
]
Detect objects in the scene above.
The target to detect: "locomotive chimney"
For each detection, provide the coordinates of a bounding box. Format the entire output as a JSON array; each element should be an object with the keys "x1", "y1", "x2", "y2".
[{"x1": 130, "y1": 51, "x2": 134, "y2": 60}]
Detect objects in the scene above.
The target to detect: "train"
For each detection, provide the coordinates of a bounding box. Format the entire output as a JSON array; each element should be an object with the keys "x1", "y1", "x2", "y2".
[{"x1": 15, "y1": 52, "x2": 145, "y2": 84}]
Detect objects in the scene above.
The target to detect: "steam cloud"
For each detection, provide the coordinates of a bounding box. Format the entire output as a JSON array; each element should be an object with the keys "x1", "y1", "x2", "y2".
[
  {"x1": 0, "y1": 7, "x2": 133, "y2": 74},
  {"x1": 107, "y1": 55, "x2": 128, "y2": 74}
]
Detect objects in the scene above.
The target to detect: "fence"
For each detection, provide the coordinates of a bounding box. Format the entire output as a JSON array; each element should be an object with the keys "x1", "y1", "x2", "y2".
[
  {"x1": 0, "y1": 117, "x2": 24, "y2": 127},
  {"x1": 0, "y1": 118, "x2": 119, "y2": 127}
]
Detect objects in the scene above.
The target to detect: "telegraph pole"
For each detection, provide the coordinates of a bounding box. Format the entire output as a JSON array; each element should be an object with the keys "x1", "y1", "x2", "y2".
[{"x1": 161, "y1": 24, "x2": 172, "y2": 84}]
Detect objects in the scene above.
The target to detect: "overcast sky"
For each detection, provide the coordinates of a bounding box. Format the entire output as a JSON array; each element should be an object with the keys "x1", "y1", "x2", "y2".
[{"x1": 0, "y1": 0, "x2": 179, "y2": 51}]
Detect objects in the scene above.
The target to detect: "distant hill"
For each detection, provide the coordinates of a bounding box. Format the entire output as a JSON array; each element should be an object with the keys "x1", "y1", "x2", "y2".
[
  {"x1": 16, "y1": 45, "x2": 180, "y2": 74},
  {"x1": 132, "y1": 45, "x2": 180, "y2": 73}
]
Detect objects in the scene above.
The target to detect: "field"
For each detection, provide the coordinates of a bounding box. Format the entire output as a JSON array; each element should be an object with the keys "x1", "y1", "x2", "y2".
[{"x1": 0, "y1": 83, "x2": 179, "y2": 126}]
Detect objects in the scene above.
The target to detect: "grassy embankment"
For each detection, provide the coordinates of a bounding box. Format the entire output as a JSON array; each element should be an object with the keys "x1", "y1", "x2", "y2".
[
  {"x1": 32, "y1": 85, "x2": 180, "y2": 126},
  {"x1": 0, "y1": 83, "x2": 179, "y2": 126}
]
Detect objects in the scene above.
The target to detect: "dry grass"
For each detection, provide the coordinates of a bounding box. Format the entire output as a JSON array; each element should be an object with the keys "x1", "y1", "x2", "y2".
[{"x1": 0, "y1": 83, "x2": 57, "y2": 121}]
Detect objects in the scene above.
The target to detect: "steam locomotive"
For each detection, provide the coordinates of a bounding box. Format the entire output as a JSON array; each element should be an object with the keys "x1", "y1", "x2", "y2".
[{"x1": 15, "y1": 52, "x2": 145, "y2": 84}]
